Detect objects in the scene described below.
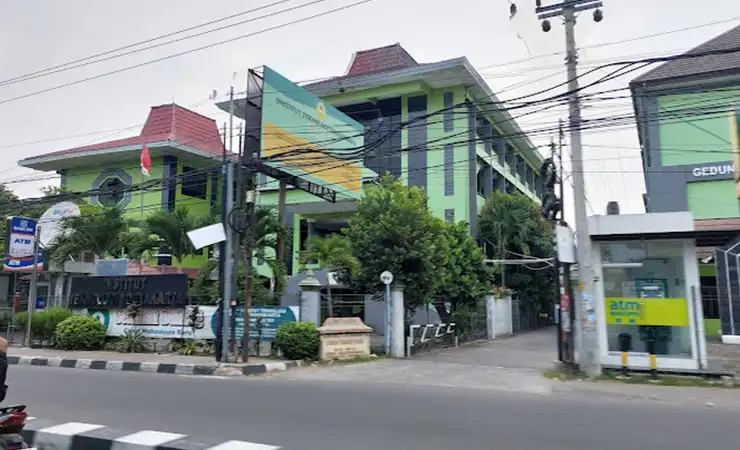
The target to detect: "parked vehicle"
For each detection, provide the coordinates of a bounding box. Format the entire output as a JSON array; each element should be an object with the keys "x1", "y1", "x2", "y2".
[{"x1": 0, "y1": 405, "x2": 29, "y2": 449}]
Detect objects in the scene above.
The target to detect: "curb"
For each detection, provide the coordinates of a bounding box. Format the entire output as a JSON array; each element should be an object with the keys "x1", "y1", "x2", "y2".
[
  {"x1": 8, "y1": 355, "x2": 302, "y2": 377},
  {"x1": 23, "y1": 418, "x2": 282, "y2": 449}
]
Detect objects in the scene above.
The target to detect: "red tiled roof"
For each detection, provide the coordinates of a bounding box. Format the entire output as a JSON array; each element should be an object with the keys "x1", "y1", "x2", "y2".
[
  {"x1": 304, "y1": 43, "x2": 419, "y2": 89},
  {"x1": 33, "y1": 104, "x2": 225, "y2": 160},
  {"x1": 346, "y1": 43, "x2": 418, "y2": 76}
]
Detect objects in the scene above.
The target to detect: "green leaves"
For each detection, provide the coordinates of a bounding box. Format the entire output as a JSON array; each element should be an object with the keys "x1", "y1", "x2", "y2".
[
  {"x1": 437, "y1": 220, "x2": 493, "y2": 310},
  {"x1": 342, "y1": 175, "x2": 446, "y2": 310},
  {"x1": 478, "y1": 191, "x2": 556, "y2": 312},
  {"x1": 45, "y1": 205, "x2": 134, "y2": 264},
  {"x1": 144, "y1": 205, "x2": 212, "y2": 265}
]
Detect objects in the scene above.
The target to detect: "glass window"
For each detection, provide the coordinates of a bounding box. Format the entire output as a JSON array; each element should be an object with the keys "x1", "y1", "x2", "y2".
[{"x1": 601, "y1": 241, "x2": 692, "y2": 358}]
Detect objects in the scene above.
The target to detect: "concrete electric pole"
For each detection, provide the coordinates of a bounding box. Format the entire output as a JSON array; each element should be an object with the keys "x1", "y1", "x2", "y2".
[{"x1": 535, "y1": 0, "x2": 604, "y2": 378}]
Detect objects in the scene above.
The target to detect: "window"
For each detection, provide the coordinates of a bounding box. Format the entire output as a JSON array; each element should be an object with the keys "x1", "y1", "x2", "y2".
[
  {"x1": 444, "y1": 209, "x2": 455, "y2": 223},
  {"x1": 98, "y1": 178, "x2": 125, "y2": 207},
  {"x1": 181, "y1": 166, "x2": 208, "y2": 199},
  {"x1": 600, "y1": 241, "x2": 692, "y2": 358},
  {"x1": 443, "y1": 92, "x2": 454, "y2": 132},
  {"x1": 444, "y1": 144, "x2": 455, "y2": 196}
]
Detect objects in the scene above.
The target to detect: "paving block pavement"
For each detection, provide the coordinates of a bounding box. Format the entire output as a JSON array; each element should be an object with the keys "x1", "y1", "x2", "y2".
[
  {"x1": 8, "y1": 347, "x2": 302, "y2": 377},
  {"x1": 23, "y1": 417, "x2": 282, "y2": 449}
]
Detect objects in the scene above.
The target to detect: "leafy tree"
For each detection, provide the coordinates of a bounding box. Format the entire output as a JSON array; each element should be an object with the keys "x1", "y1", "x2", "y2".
[
  {"x1": 0, "y1": 185, "x2": 21, "y2": 256},
  {"x1": 190, "y1": 206, "x2": 288, "y2": 304},
  {"x1": 435, "y1": 220, "x2": 493, "y2": 321},
  {"x1": 45, "y1": 205, "x2": 132, "y2": 264},
  {"x1": 143, "y1": 206, "x2": 211, "y2": 270},
  {"x1": 341, "y1": 175, "x2": 445, "y2": 310},
  {"x1": 301, "y1": 234, "x2": 358, "y2": 317},
  {"x1": 478, "y1": 191, "x2": 556, "y2": 316}
]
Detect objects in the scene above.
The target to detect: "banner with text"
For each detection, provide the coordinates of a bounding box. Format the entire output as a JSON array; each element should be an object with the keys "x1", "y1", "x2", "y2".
[{"x1": 85, "y1": 305, "x2": 300, "y2": 341}]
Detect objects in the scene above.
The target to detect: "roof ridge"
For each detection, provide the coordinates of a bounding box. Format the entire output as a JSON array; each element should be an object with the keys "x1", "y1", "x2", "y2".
[{"x1": 631, "y1": 23, "x2": 740, "y2": 85}]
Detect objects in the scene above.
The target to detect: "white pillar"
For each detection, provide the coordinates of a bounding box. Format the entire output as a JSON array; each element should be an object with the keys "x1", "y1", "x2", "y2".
[
  {"x1": 485, "y1": 295, "x2": 495, "y2": 340},
  {"x1": 299, "y1": 272, "x2": 322, "y2": 326},
  {"x1": 391, "y1": 284, "x2": 405, "y2": 358}
]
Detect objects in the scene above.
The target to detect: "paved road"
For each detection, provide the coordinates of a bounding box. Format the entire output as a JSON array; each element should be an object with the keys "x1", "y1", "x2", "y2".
[{"x1": 6, "y1": 364, "x2": 740, "y2": 450}]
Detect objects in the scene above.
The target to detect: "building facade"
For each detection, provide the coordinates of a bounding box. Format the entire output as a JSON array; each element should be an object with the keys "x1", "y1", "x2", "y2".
[
  {"x1": 631, "y1": 24, "x2": 740, "y2": 338},
  {"x1": 220, "y1": 44, "x2": 544, "y2": 276},
  {"x1": 18, "y1": 104, "x2": 227, "y2": 272}
]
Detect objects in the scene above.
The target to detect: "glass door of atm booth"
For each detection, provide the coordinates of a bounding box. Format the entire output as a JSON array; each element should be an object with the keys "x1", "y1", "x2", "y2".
[{"x1": 595, "y1": 239, "x2": 701, "y2": 371}]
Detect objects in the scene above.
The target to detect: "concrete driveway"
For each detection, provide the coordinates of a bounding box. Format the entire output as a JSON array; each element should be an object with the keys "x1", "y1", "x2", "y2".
[{"x1": 415, "y1": 327, "x2": 558, "y2": 370}]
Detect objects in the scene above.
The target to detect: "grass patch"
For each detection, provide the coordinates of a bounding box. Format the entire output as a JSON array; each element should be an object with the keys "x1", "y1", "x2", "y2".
[
  {"x1": 600, "y1": 371, "x2": 729, "y2": 387},
  {"x1": 544, "y1": 367, "x2": 736, "y2": 388}
]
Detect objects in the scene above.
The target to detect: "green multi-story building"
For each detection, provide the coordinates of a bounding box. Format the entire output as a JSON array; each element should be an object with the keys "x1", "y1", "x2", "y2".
[{"x1": 220, "y1": 44, "x2": 544, "y2": 276}]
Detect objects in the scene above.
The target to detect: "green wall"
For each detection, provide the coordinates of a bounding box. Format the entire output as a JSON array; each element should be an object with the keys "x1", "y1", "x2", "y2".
[
  {"x1": 687, "y1": 180, "x2": 740, "y2": 220},
  {"x1": 658, "y1": 92, "x2": 737, "y2": 166},
  {"x1": 63, "y1": 154, "x2": 214, "y2": 269}
]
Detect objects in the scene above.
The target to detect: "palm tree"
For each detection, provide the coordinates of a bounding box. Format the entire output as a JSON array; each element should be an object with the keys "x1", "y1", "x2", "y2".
[
  {"x1": 143, "y1": 206, "x2": 211, "y2": 271},
  {"x1": 45, "y1": 206, "x2": 133, "y2": 265},
  {"x1": 301, "y1": 234, "x2": 355, "y2": 317}
]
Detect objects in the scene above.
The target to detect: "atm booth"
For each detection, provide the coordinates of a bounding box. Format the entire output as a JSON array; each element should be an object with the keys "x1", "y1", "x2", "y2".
[{"x1": 588, "y1": 212, "x2": 715, "y2": 372}]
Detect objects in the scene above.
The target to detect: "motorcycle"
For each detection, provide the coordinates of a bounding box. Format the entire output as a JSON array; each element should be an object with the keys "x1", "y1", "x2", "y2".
[{"x1": 0, "y1": 405, "x2": 29, "y2": 449}]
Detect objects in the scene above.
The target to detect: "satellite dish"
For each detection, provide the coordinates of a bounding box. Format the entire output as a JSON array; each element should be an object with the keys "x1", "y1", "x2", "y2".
[{"x1": 38, "y1": 201, "x2": 81, "y2": 248}]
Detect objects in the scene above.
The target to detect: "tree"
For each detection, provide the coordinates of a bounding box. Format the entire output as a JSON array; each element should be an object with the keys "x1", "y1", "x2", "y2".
[
  {"x1": 45, "y1": 205, "x2": 132, "y2": 265},
  {"x1": 0, "y1": 185, "x2": 21, "y2": 256},
  {"x1": 341, "y1": 175, "x2": 445, "y2": 310},
  {"x1": 190, "y1": 206, "x2": 288, "y2": 304},
  {"x1": 478, "y1": 191, "x2": 556, "y2": 317},
  {"x1": 143, "y1": 206, "x2": 210, "y2": 270},
  {"x1": 435, "y1": 220, "x2": 493, "y2": 321},
  {"x1": 301, "y1": 234, "x2": 358, "y2": 317}
]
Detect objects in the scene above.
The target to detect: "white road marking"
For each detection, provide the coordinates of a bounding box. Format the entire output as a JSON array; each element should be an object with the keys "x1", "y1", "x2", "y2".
[
  {"x1": 39, "y1": 422, "x2": 105, "y2": 435},
  {"x1": 206, "y1": 440, "x2": 281, "y2": 450},
  {"x1": 114, "y1": 430, "x2": 186, "y2": 445}
]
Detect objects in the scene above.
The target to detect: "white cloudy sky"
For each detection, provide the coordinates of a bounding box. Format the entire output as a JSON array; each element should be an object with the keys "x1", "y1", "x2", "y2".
[{"x1": 1, "y1": 0, "x2": 738, "y2": 224}]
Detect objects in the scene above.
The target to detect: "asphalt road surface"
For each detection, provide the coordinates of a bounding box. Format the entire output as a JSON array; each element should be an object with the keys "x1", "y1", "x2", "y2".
[{"x1": 6, "y1": 365, "x2": 739, "y2": 450}]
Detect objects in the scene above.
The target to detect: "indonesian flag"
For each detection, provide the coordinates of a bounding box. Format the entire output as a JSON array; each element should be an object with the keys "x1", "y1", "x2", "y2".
[{"x1": 140, "y1": 145, "x2": 151, "y2": 177}]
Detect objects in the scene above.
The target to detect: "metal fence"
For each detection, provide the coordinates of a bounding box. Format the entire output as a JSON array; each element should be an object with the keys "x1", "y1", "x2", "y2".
[
  {"x1": 319, "y1": 292, "x2": 366, "y2": 323},
  {"x1": 512, "y1": 297, "x2": 553, "y2": 334},
  {"x1": 406, "y1": 300, "x2": 489, "y2": 356}
]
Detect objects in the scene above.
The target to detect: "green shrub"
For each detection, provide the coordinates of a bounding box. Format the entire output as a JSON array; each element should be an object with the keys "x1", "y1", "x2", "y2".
[
  {"x1": 14, "y1": 312, "x2": 28, "y2": 334},
  {"x1": 42, "y1": 307, "x2": 73, "y2": 343},
  {"x1": 116, "y1": 330, "x2": 150, "y2": 353},
  {"x1": 275, "y1": 322, "x2": 320, "y2": 361},
  {"x1": 14, "y1": 311, "x2": 48, "y2": 342},
  {"x1": 54, "y1": 316, "x2": 107, "y2": 350}
]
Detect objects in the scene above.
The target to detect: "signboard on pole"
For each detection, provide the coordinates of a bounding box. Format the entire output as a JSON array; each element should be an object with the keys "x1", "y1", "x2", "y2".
[
  {"x1": 3, "y1": 217, "x2": 43, "y2": 271},
  {"x1": 260, "y1": 66, "x2": 367, "y2": 199}
]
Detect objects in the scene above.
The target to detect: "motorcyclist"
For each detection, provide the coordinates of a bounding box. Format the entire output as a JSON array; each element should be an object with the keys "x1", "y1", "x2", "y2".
[{"x1": 0, "y1": 337, "x2": 8, "y2": 403}]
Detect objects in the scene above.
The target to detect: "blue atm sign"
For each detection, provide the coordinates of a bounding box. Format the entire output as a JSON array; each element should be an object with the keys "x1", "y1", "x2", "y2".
[{"x1": 3, "y1": 217, "x2": 42, "y2": 272}]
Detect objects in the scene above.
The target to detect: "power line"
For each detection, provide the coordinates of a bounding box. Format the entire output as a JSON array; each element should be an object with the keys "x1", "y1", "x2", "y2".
[
  {"x1": 0, "y1": 0, "x2": 327, "y2": 88},
  {"x1": 0, "y1": 0, "x2": 373, "y2": 106}
]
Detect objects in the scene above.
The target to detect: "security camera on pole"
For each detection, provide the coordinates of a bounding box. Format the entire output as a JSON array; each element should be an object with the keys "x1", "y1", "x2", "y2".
[
  {"x1": 380, "y1": 271, "x2": 394, "y2": 356},
  {"x1": 534, "y1": 0, "x2": 604, "y2": 378}
]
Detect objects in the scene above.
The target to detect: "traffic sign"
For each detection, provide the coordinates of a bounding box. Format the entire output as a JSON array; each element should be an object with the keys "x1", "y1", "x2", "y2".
[{"x1": 380, "y1": 271, "x2": 394, "y2": 285}]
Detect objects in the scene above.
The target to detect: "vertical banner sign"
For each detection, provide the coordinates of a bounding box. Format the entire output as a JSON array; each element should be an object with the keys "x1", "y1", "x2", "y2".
[{"x1": 4, "y1": 217, "x2": 42, "y2": 271}]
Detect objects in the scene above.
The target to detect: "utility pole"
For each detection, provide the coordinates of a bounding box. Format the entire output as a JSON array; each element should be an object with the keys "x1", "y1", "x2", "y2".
[
  {"x1": 218, "y1": 89, "x2": 237, "y2": 365},
  {"x1": 231, "y1": 123, "x2": 244, "y2": 356},
  {"x1": 535, "y1": 0, "x2": 603, "y2": 377},
  {"x1": 24, "y1": 225, "x2": 40, "y2": 347}
]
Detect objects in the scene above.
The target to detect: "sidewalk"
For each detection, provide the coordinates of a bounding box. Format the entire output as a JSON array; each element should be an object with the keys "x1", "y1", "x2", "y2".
[{"x1": 8, "y1": 346, "x2": 301, "y2": 377}]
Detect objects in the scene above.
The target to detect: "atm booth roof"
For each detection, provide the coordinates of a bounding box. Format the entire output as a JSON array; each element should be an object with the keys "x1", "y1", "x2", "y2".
[{"x1": 588, "y1": 214, "x2": 740, "y2": 248}]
